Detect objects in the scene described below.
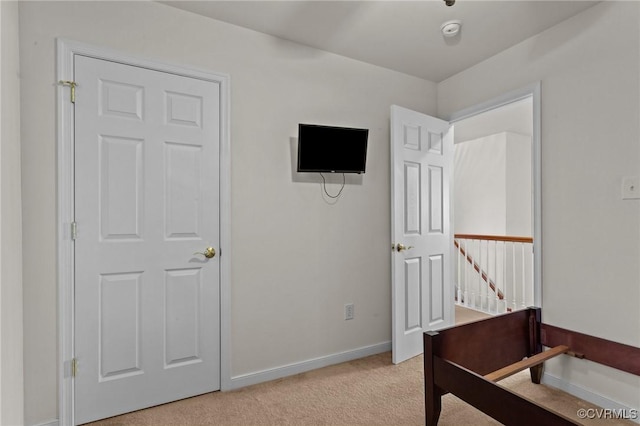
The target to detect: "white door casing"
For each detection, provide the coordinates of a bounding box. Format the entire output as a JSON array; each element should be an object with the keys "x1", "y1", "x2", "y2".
[
  {"x1": 390, "y1": 105, "x2": 455, "y2": 364},
  {"x1": 69, "y1": 52, "x2": 225, "y2": 424}
]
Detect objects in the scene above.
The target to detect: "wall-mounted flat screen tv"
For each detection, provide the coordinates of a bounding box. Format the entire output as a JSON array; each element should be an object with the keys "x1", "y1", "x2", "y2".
[{"x1": 297, "y1": 124, "x2": 368, "y2": 174}]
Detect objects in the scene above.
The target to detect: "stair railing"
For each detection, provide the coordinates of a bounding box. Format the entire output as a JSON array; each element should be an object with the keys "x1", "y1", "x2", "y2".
[{"x1": 454, "y1": 234, "x2": 534, "y2": 314}]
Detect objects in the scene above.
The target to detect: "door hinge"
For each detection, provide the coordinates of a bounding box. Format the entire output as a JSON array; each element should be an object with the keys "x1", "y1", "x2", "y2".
[
  {"x1": 71, "y1": 358, "x2": 79, "y2": 377},
  {"x1": 59, "y1": 80, "x2": 77, "y2": 103},
  {"x1": 71, "y1": 222, "x2": 78, "y2": 240}
]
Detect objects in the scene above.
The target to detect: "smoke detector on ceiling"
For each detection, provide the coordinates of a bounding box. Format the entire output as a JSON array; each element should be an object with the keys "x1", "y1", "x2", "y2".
[{"x1": 441, "y1": 20, "x2": 462, "y2": 37}]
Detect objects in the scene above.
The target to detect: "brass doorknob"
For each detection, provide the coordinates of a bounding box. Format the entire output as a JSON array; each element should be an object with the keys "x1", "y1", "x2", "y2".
[
  {"x1": 194, "y1": 247, "x2": 216, "y2": 258},
  {"x1": 395, "y1": 243, "x2": 414, "y2": 252}
]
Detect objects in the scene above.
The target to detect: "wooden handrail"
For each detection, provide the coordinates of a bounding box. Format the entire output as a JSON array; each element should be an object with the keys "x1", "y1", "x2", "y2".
[{"x1": 455, "y1": 234, "x2": 533, "y2": 244}]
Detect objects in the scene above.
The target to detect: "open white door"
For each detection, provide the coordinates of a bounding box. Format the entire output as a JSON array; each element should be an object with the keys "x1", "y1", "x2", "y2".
[{"x1": 391, "y1": 105, "x2": 455, "y2": 364}]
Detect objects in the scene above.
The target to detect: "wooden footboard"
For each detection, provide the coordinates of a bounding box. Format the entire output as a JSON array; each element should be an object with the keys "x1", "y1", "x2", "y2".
[
  {"x1": 423, "y1": 308, "x2": 577, "y2": 425},
  {"x1": 425, "y1": 309, "x2": 539, "y2": 374},
  {"x1": 424, "y1": 307, "x2": 640, "y2": 425}
]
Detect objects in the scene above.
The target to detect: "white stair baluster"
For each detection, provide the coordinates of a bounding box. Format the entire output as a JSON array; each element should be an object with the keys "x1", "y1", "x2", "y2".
[
  {"x1": 512, "y1": 243, "x2": 517, "y2": 311},
  {"x1": 494, "y1": 240, "x2": 499, "y2": 314},
  {"x1": 521, "y1": 242, "x2": 526, "y2": 309},
  {"x1": 484, "y1": 240, "x2": 489, "y2": 311},
  {"x1": 456, "y1": 239, "x2": 461, "y2": 304},
  {"x1": 502, "y1": 241, "x2": 507, "y2": 313},
  {"x1": 480, "y1": 243, "x2": 489, "y2": 311},
  {"x1": 477, "y1": 239, "x2": 482, "y2": 310},
  {"x1": 483, "y1": 240, "x2": 487, "y2": 311},
  {"x1": 464, "y1": 239, "x2": 469, "y2": 307}
]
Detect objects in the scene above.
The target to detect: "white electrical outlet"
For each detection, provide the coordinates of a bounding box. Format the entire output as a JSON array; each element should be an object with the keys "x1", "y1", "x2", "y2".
[
  {"x1": 344, "y1": 303, "x2": 354, "y2": 320},
  {"x1": 622, "y1": 176, "x2": 640, "y2": 200}
]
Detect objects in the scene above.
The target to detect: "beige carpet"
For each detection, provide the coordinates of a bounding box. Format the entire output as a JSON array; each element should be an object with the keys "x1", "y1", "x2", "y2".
[
  {"x1": 86, "y1": 351, "x2": 634, "y2": 426},
  {"x1": 454, "y1": 305, "x2": 491, "y2": 325}
]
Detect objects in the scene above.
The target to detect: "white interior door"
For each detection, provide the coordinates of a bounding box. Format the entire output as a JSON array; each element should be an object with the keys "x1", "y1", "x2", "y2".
[
  {"x1": 74, "y1": 55, "x2": 221, "y2": 424},
  {"x1": 390, "y1": 105, "x2": 454, "y2": 364}
]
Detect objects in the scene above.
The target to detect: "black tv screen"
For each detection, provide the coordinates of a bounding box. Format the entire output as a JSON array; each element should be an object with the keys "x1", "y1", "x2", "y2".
[{"x1": 297, "y1": 124, "x2": 368, "y2": 174}]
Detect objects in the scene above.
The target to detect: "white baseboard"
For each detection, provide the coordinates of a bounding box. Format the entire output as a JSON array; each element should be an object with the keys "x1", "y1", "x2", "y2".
[
  {"x1": 229, "y1": 341, "x2": 392, "y2": 390},
  {"x1": 31, "y1": 420, "x2": 59, "y2": 426},
  {"x1": 542, "y1": 373, "x2": 640, "y2": 424},
  {"x1": 41, "y1": 343, "x2": 390, "y2": 425}
]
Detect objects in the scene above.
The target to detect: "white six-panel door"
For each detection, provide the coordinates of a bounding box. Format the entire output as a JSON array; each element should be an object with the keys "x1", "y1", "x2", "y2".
[
  {"x1": 391, "y1": 105, "x2": 454, "y2": 364},
  {"x1": 74, "y1": 55, "x2": 221, "y2": 424}
]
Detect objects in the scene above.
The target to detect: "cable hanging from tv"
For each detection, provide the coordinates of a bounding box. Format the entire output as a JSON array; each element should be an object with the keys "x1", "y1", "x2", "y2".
[{"x1": 320, "y1": 172, "x2": 346, "y2": 199}]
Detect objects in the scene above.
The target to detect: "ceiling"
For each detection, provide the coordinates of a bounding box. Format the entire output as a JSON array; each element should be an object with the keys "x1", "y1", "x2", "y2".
[{"x1": 161, "y1": 0, "x2": 598, "y2": 82}]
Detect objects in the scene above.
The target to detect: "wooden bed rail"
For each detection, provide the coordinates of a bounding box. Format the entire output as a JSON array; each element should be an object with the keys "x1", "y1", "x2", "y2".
[
  {"x1": 484, "y1": 345, "x2": 569, "y2": 382},
  {"x1": 541, "y1": 323, "x2": 640, "y2": 376},
  {"x1": 434, "y1": 356, "x2": 579, "y2": 426}
]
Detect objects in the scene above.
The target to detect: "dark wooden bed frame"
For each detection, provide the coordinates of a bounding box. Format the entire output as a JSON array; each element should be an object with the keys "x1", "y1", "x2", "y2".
[{"x1": 423, "y1": 307, "x2": 640, "y2": 425}]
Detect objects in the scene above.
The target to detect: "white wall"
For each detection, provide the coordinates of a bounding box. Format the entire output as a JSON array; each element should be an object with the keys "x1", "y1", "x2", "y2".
[
  {"x1": 505, "y1": 133, "x2": 532, "y2": 237},
  {"x1": 18, "y1": 1, "x2": 436, "y2": 423},
  {"x1": 454, "y1": 133, "x2": 507, "y2": 235},
  {"x1": 440, "y1": 1, "x2": 640, "y2": 411},
  {"x1": 1, "y1": 1, "x2": 25, "y2": 425},
  {"x1": 454, "y1": 132, "x2": 531, "y2": 236}
]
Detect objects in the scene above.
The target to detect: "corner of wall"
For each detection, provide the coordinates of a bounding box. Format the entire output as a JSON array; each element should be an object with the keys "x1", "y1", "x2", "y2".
[{"x1": 1, "y1": 1, "x2": 25, "y2": 425}]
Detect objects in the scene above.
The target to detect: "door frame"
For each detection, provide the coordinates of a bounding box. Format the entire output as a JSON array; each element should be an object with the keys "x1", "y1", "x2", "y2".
[
  {"x1": 56, "y1": 39, "x2": 232, "y2": 426},
  {"x1": 446, "y1": 82, "x2": 542, "y2": 308}
]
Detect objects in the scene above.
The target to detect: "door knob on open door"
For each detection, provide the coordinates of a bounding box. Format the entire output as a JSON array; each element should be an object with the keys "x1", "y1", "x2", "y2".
[
  {"x1": 194, "y1": 247, "x2": 216, "y2": 258},
  {"x1": 395, "y1": 243, "x2": 414, "y2": 252}
]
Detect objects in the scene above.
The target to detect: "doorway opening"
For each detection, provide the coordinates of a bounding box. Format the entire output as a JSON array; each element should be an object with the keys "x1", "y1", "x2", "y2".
[{"x1": 449, "y1": 85, "x2": 541, "y2": 317}]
